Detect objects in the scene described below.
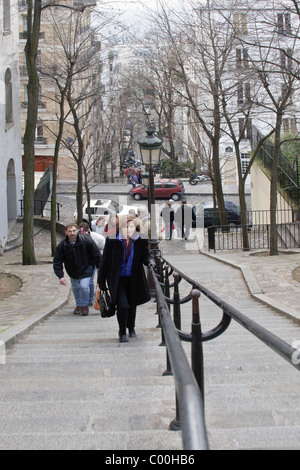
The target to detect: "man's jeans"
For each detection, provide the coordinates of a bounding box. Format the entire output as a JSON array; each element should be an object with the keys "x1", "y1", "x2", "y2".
[
  {"x1": 70, "y1": 276, "x2": 92, "y2": 307},
  {"x1": 89, "y1": 268, "x2": 96, "y2": 305}
]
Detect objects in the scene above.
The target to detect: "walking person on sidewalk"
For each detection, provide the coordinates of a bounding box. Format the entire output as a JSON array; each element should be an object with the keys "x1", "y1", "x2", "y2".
[
  {"x1": 98, "y1": 215, "x2": 152, "y2": 343},
  {"x1": 78, "y1": 221, "x2": 105, "y2": 307},
  {"x1": 53, "y1": 223, "x2": 102, "y2": 316},
  {"x1": 175, "y1": 200, "x2": 193, "y2": 240},
  {"x1": 160, "y1": 200, "x2": 175, "y2": 240}
]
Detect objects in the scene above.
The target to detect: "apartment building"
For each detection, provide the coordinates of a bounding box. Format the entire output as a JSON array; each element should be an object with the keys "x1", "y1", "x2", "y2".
[
  {"x1": 0, "y1": 0, "x2": 23, "y2": 251},
  {"x1": 18, "y1": 0, "x2": 97, "y2": 184},
  {"x1": 183, "y1": 0, "x2": 299, "y2": 187}
]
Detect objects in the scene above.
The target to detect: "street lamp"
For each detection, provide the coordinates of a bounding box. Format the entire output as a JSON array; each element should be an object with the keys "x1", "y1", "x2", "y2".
[{"x1": 138, "y1": 127, "x2": 163, "y2": 251}]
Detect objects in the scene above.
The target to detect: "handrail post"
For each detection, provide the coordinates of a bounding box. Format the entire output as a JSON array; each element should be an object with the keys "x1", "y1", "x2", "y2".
[
  {"x1": 169, "y1": 393, "x2": 181, "y2": 431},
  {"x1": 191, "y1": 289, "x2": 205, "y2": 406},
  {"x1": 162, "y1": 266, "x2": 171, "y2": 372},
  {"x1": 156, "y1": 259, "x2": 164, "y2": 328},
  {"x1": 173, "y1": 272, "x2": 181, "y2": 330},
  {"x1": 164, "y1": 266, "x2": 170, "y2": 299}
]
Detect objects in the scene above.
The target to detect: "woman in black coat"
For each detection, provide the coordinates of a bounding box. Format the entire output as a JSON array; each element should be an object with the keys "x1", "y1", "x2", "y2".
[{"x1": 98, "y1": 215, "x2": 151, "y2": 342}]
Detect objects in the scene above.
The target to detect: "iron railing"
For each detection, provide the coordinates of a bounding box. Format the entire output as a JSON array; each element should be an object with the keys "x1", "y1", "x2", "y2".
[
  {"x1": 207, "y1": 222, "x2": 300, "y2": 251},
  {"x1": 149, "y1": 251, "x2": 300, "y2": 450},
  {"x1": 19, "y1": 199, "x2": 62, "y2": 221}
]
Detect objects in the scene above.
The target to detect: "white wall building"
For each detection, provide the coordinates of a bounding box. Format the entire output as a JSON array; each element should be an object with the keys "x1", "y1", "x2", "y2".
[
  {"x1": 0, "y1": 0, "x2": 22, "y2": 251},
  {"x1": 183, "y1": 0, "x2": 299, "y2": 189}
]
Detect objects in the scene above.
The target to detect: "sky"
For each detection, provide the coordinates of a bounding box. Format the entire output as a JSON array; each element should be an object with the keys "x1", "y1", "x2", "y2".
[{"x1": 96, "y1": 0, "x2": 185, "y2": 32}]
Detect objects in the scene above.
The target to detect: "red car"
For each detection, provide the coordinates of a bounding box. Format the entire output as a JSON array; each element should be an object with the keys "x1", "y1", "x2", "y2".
[{"x1": 129, "y1": 179, "x2": 185, "y2": 201}]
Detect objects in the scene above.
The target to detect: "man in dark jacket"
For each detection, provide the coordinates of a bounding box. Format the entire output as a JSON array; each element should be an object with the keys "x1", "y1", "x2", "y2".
[
  {"x1": 175, "y1": 200, "x2": 193, "y2": 240},
  {"x1": 53, "y1": 223, "x2": 102, "y2": 316}
]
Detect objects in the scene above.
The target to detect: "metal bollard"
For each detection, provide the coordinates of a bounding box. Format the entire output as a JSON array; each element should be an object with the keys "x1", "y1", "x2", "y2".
[{"x1": 191, "y1": 289, "x2": 204, "y2": 405}]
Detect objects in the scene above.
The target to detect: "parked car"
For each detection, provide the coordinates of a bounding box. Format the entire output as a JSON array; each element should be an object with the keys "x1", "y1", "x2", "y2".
[
  {"x1": 122, "y1": 157, "x2": 136, "y2": 169},
  {"x1": 129, "y1": 179, "x2": 185, "y2": 201},
  {"x1": 74, "y1": 199, "x2": 119, "y2": 222},
  {"x1": 74, "y1": 199, "x2": 139, "y2": 222},
  {"x1": 192, "y1": 201, "x2": 241, "y2": 228}
]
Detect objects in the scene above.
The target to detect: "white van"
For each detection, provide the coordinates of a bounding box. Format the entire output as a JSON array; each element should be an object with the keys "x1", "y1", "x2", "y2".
[
  {"x1": 74, "y1": 199, "x2": 139, "y2": 222},
  {"x1": 74, "y1": 199, "x2": 119, "y2": 221}
]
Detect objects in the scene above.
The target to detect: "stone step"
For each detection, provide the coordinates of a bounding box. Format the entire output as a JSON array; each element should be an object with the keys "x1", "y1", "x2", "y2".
[
  {"x1": 1, "y1": 252, "x2": 299, "y2": 450},
  {"x1": 0, "y1": 430, "x2": 183, "y2": 451}
]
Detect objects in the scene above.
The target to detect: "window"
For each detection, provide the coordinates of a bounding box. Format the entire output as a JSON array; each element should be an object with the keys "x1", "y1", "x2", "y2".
[
  {"x1": 35, "y1": 123, "x2": 46, "y2": 144},
  {"x1": 280, "y1": 48, "x2": 293, "y2": 70},
  {"x1": 5, "y1": 68, "x2": 13, "y2": 124},
  {"x1": 237, "y1": 83, "x2": 251, "y2": 106},
  {"x1": 233, "y1": 13, "x2": 248, "y2": 34},
  {"x1": 283, "y1": 117, "x2": 297, "y2": 134},
  {"x1": 277, "y1": 13, "x2": 292, "y2": 35},
  {"x1": 239, "y1": 118, "x2": 252, "y2": 140},
  {"x1": 236, "y1": 48, "x2": 249, "y2": 69},
  {"x1": 164, "y1": 183, "x2": 176, "y2": 188},
  {"x1": 237, "y1": 83, "x2": 243, "y2": 105},
  {"x1": 240, "y1": 153, "x2": 250, "y2": 177},
  {"x1": 3, "y1": 0, "x2": 11, "y2": 32}
]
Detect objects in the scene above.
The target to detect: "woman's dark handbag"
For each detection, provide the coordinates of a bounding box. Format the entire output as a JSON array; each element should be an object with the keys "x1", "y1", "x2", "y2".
[{"x1": 98, "y1": 289, "x2": 115, "y2": 318}]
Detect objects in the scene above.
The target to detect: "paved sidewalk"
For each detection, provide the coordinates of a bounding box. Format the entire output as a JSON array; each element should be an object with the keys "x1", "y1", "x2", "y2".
[
  {"x1": 0, "y1": 225, "x2": 70, "y2": 350},
  {"x1": 0, "y1": 223, "x2": 299, "y2": 356},
  {"x1": 204, "y1": 246, "x2": 300, "y2": 322}
]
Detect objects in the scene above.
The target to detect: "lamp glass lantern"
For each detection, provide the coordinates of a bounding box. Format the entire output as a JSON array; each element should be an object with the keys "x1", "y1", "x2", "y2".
[{"x1": 138, "y1": 128, "x2": 163, "y2": 167}]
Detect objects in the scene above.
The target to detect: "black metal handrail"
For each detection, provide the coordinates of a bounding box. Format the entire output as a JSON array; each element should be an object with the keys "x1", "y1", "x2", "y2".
[
  {"x1": 160, "y1": 255, "x2": 300, "y2": 369},
  {"x1": 149, "y1": 264, "x2": 209, "y2": 450},
  {"x1": 150, "y1": 251, "x2": 300, "y2": 450}
]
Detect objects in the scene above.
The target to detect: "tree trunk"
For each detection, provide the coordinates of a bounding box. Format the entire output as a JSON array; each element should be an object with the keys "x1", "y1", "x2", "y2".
[
  {"x1": 22, "y1": 0, "x2": 42, "y2": 265},
  {"x1": 51, "y1": 109, "x2": 65, "y2": 256},
  {"x1": 269, "y1": 116, "x2": 282, "y2": 256}
]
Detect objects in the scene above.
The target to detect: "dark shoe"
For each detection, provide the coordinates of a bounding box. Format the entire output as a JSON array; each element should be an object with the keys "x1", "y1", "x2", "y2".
[
  {"x1": 129, "y1": 329, "x2": 136, "y2": 338},
  {"x1": 73, "y1": 306, "x2": 82, "y2": 315},
  {"x1": 81, "y1": 306, "x2": 89, "y2": 316},
  {"x1": 119, "y1": 334, "x2": 128, "y2": 343}
]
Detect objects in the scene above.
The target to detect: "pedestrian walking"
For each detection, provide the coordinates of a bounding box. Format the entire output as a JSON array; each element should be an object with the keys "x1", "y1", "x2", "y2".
[
  {"x1": 137, "y1": 168, "x2": 143, "y2": 184},
  {"x1": 53, "y1": 223, "x2": 102, "y2": 316},
  {"x1": 104, "y1": 214, "x2": 118, "y2": 238},
  {"x1": 91, "y1": 216, "x2": 106, "y2": 236},
  {"x1": 175, "y1": 200, "x2": 193, "y2": 240},
  {"x1": 124, "y1": 167, "x2": 130, "y2": 184},
  {"x1": 98, "y1": 215, "x2": 152, "y2": 343},
  {"x1": 160, "y1": 201, "x2": 174, "y2": 240},
  {"x1": 79, "y1": 222, "x2": 105, "y2": 307},
  {"x1": 137, "y1": 205, "x2": 149, "y2": 239},
  {"x1": 130, "y1": 172, "x2": 138, "y2": 188}
]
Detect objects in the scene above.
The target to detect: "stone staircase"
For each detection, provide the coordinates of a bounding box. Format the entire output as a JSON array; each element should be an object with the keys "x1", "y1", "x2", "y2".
[
  {"x1": 0, "y1": 300, "x2": 182, "y2": 451},
  {"x1": 0, "y1": 252, "x2": 299, "y2": 450}
]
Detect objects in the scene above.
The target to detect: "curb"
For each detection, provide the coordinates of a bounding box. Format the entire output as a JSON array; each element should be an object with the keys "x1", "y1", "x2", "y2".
[
  {"x1": 195, "y1": 235, "x2": 300, "y2": 324},
  {"x1": 0, "y1": 284, "x2": 71, "y2": 353}
]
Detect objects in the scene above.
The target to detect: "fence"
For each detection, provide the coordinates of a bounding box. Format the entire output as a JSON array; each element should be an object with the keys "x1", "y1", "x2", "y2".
[
  {"x1": 208, "y1": 222, "x2": 300, "y2": 251},
  {"x1": 19, "y1": 199, "x2": 62, "y2": 221}
]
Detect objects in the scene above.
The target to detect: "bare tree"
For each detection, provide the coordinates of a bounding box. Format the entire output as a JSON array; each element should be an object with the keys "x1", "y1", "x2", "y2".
[
  {"x1": 22, "y1": 0, "x2": 96, "y2": 264},
  {"x1": 232, "y1": 0, "x2": 300, "y2": 255}
]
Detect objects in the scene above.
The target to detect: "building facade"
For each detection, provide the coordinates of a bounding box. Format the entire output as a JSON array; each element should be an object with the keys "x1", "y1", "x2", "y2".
[
  {"x1": 18, "y1": 0, "x2": 97, "y2": 184},
  {"x1": 0, "y1": 0, "x2": 23, "y2": 251},
  {"x1": 182, "y1": 0, "x2": 299, "y2": 190}
]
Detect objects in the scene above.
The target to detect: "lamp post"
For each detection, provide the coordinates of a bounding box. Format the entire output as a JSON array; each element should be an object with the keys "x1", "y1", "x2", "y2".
[{"x1": 138, "y1": 127, "x2": 163, "y2": 252}]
